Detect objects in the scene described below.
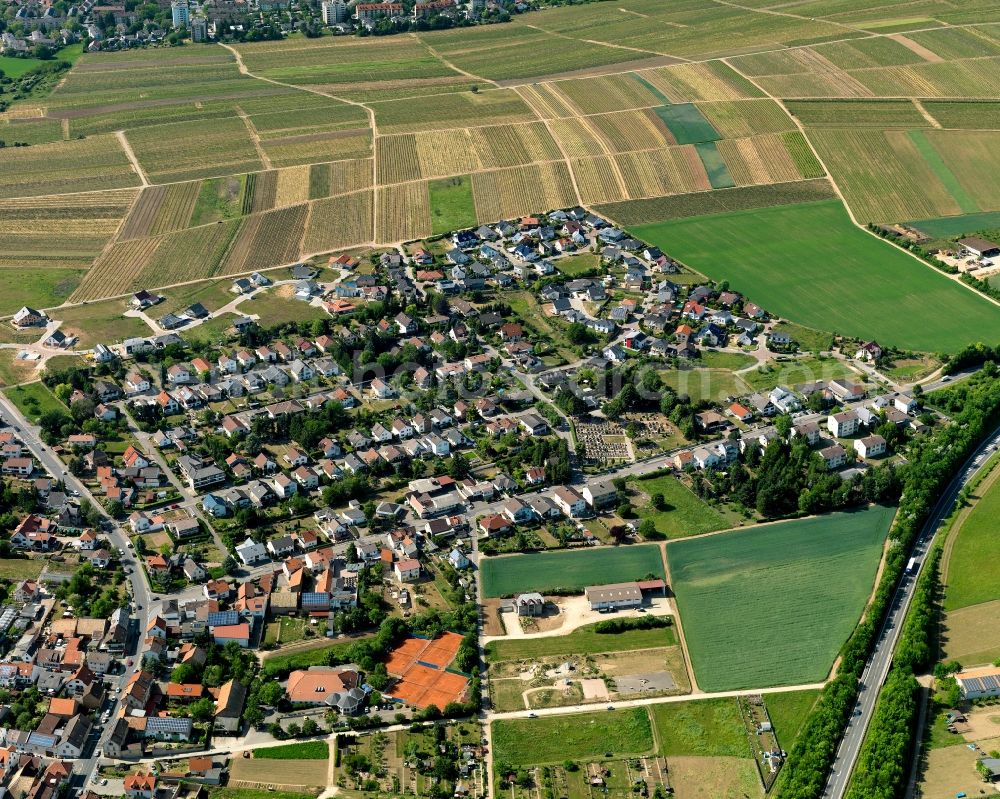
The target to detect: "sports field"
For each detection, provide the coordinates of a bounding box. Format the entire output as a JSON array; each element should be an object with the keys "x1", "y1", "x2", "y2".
[
  {"x1": 667, "y1": 505, "x2": 894, "y2": 691},
  {"x1": 631, "y1": 199, "x2": 1000, "y2": 353},
  {"x1": 493, "y1": 707, "x2": 654, "y2": 767},
  {"x1": 480, "y1": 544, "x2": 664, "y2": 598}
]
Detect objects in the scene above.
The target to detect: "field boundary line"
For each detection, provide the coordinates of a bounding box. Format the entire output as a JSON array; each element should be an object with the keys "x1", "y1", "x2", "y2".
[
  {"x1": 711, "y1": 0, "x2": 870, "y2": 35},
  {"x1": 721, "y1": 56, "x2": 1000, "y2": 310},
  {"x1": 660, "y1": 542, "x2": 701, "y2": 694},
  {"x1": 411, "y1": 32, "x2": 499, "y2": 87},
  {"x1": 540, "y1": 118, "x2": 584, "y2": 206},
  {"x1": 236, "y1": 105, "x2": 273, "y2": 170},
  {"x1": 115, "y1": 130, "x2": 149, "y2": 187},
  {"x1": 520, "y1": 21, "x2": 679, "y2": 60},
  {"x1": 911, "y1": 98, "x2": 942, "y2": 128},
  {"x1": 100, "y1": 185, "x2": 145, "y2": 258}
]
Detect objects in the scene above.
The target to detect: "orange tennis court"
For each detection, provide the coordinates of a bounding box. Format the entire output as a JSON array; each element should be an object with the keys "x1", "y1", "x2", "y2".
[{"x1": 384, "y1": 634, "x2": 469, "y2": 710}]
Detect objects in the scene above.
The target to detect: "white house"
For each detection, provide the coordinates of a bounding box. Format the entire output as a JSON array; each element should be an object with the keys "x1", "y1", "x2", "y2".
[
  {"x1": 827, "y1": 411, "x2": 858, "y2": 438},
  {"x1": 854, "y1": 435, "x2": 886, "y2": 460},
  {"x1": 235, "y1": 537, "x2": 268, "y2": 566}
]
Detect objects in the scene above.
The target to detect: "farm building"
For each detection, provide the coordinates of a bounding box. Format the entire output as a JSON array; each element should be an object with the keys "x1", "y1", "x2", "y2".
[
  {"x1": 956, "y1": 666, "x2": 1000, "y2": 700},
  {"x1": 585, "y1": 582, "x2": 643, "y2": 611},
  {"x1": 958, "y1": 237, "x2": 1000, "y2": 258}
]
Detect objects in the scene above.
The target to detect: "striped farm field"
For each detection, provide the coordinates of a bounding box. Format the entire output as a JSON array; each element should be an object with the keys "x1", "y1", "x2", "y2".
[
  {"x1": 922, "y1": 100, "x2": 1000, "y2": 129},
  {"x1": 127, "y1": 117, "x2": 264, "y2": 183},
  {"x1": 71, "y1": 237, "x2": 164, "y2": 300},
  {"x1": 547, "y1": 117, "x2": 609, "y2": 158},
  {"x1": 274, "y1": 166, "x2": 313, "y2": 209},
  {"x1": 372, "y1": 88, "x2": 536, "y2": 134},
  {"x1": 808, "y1": 127, "x2": 962, "y2": 222},
  {"x1": 0, "y1": 189, "x2": 137, "y2": 260},
  {"x1": 786, "y1": 99, "x2": 931, "y2": 127},
  {"x1": 571, "y1": 156, "x2": 628, "y2": 205},
  {"x1": 587, "y1": 110, "x2": 676, "y2": 152},
  {"x1": 220, "y1": 204, "x2": 308, "y2": 275},
  {"x1": 376, "y1": 135, "x2": 422, "y2": 184},
  {"x1": 515, "y1": 83, "x2": 577, "y2": 119},
  {"x1": 301, "y1": 191, "x2": 373, "y2": 254},
  {"x1": 261, "y1": 129, "x2": 372, "y2": 169},
  {"x1": 716, "y1": 134, "x2": 802, "y2": 186},
  {"x1": 697, "y1": 99, "x2": 796, "y2": 138},
  {"x1": 415, "y1": 129, "x2": 481, "y2": 178},
  {"x1": 615, "y1": 145, "x2": 711, "y2": 199},
  {"x1": 118, "y1": 182, "x2": 200, "y2": 240},
  {"x1": 376, "y1": 182, "x2": 431, "y2": 243},
  {"x1": 470, "y1": 121, "x2": 564, "y2": 169},
  {"x1": 923, "y1": 129, "x2": 1000, "y2": 211},
  {"x1": 0, "y1": 135, "x2": 139, "y2": 198},
  {"x1": 549, "y1": 73, "x2": 665, "y2": 115},
  {"x1": 639, "y1": 62, "x2": 761, "y2": 103},
  {"x1": 471, "y1": 162, "x2": 577, "y2": 223}
]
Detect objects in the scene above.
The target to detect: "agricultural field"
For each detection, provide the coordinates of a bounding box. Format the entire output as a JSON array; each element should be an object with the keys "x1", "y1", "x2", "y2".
[
  {"x1": 652, "y1": 103, "x2": 719, "y2": 145},
  {"x1": 667, "y1": 505, "x2": 894, "y2": 691},
  {"x1": 492, "y1": 708, "x2": 654, "y2": 767},
  {"x1": 302, "y1": 191, "x2": 374, "y2": 254},
  {"x1": 377, "y1": 182, "x2": 431, "y2": 243},
  {"x1": 415, "y1": 129, "x2": 480, "y2": 178},
  {"x1": 922, "y1": 100, "x2": 1000, "y2": 129},
  {"x1": 486, "y1": 621, "x2": 677, "y2": 662},
  {"x1": 785, "y1": 99, "x2": 932, "y2": 127},
  {"x1": 0, "y1": 134, "x2": 139, "y2": 198},
  {"x1": 372, "y1": 89, "x2": 536, "y2": 134},
  {"x1": 119, "y1": 183, "x2": 201, "y2": 239},
  {"x1": 126, "y1": 117, "x2": 264, "y2": 183},
  {"x1": 0, "y1": 267, "x2": 87, "y2": 317},
  {"x1": 261, "y1": 129, "x2": 372, "y2": 170},
  {"x1": 471, "y1": 163, "x2": 577, "y2": 224},
  {"x1": 614, "y1": 145, "x2": 711, "y2": 199},
  {"x1": 251, "y1": 741, "x2": 329, "y2": 760},
  {"x1": 221, "y1": 204, "x2": 309, "y2": 275},
  {"x1": 229, "y1": 757, "x2": 327, "y2": 792},
  {"x1": 943, "y1": 465, "x2": 1000, "y2": 613},
  {"x1": 428, "y1": 176, "x2": 477, "y2": 235},
  {"x1": 631, "y1": 199, "x2": 1000, "y2": 353},
  {"x1": 698, "y1": 98, "x2": 796, "y2": 138},
  {"x1": 481, "y1": 544, "x2": 664, "y2": 598}
]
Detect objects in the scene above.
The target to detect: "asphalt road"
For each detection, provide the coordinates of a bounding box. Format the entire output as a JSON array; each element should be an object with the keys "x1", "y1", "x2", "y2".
[
  {"x1": 0, "y1": 392, "x2": 153, "y2": 790},
  {"x1": 822, "y1": 424, "x2": 1000, "y2": 798}
]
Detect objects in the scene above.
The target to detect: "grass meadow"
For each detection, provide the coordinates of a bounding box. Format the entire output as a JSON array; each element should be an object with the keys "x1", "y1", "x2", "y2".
[
  {"x1": 632, "y1": 200, "x2": 1000, "y2": 353},
  {"x1": 480, "y1": 544, "x2": 664, "y2": 598},
  {"x1": 667, "y1": 505, "x2": 894, "y2": 691},
  {"x1": 486, "y1": 621, "x2": 676, "y2": 662},
  {"x1": 943, "y1": 467, "x2": 1000, "y2": 612},
  {"x1": 493, "y1": 707, "x2": 654, "y2": 767},
  {"x1": 5, "y1": 381, "x2": 67, "y2": 422},
  {"x1": 252, "y1": 741, "x2": 329, "y2": 760},
  {"x1": 631, "y1": 473, "x2": 728, "y2": 538}
]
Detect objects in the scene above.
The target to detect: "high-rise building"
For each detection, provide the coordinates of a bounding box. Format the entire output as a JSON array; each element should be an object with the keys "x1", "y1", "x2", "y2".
[
  {"x1": 190, "y1": 15, "x2": 208, "y2": 40},
  {"x1": 321, "y1": 0, "x2": 349, "y2": 24},
  {"x1": 170, "y1": 0, "x2": 190, "y2": 28}
]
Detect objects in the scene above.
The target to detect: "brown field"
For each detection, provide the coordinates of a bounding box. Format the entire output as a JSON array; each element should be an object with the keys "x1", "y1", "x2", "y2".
[
  {"x1": 615, "y1": 145, "x2": 711, "y2": 199},
  {"x1": 472, "y1": 162, "x2": 577, "y2": 222},
  {"x1": 72, "y1": 237, "x2": 164, "y2": 300},
  {"x1": 274, "y1": 165, "x2": 312, "y2": 208},
  {"x1": 470, "y1": 121, "x2": 564, "y2": 169},
  {"x1": 667, "y1": 757, "x2": 760, "y2": 799},
  {"x1": 302, "y1": 190, "x2": 373, "y2": 254},
  {"x1": 548, "y1": 117, "x2": 609, "y2": 158},
  {"x1": 552, "y1": 73, "x2": 663, "y2": 115},
  {"x1": 377, "y1": 181, "x2": 431, "y2": 243},
  {"x1": 262, "y1": 130, "x2": 372, "y2": 169},
  {"x1": 717, "y1": 133, "x2": 801, "y2": 186},
  {"x1": 119, "y1": 182, "x2": 200, "y2": 240},
  {"x1": 588, "y1": 110, "x2": 676, "y2": 153},
  {"x1": 377, "y1": 134, "x2": 422, "y2": 184},
  {"x1": 230, "y1": 757, "x2": 328, "y2": 790},
  {"x1": 415, "y1": 128, "x2": 481, "y2": 178},
  {"x1": 220, "y1": 204, "x2": 308, "y2": 275},
  {"x1": 571, "y1": 156, "x2": 628, "y2": 204},
  {"x1": 515, "y1": 83, "x2": 577, "y2": 119},
  {"x1": 920, "y1": 745, "x2": 988, "y2": 799},
  {"x1": 943, "y1": 598, "x2": 1000, "y2": 666},
  {"x1": 640, "y1": 63, "x2": 755, "y2": 102}
]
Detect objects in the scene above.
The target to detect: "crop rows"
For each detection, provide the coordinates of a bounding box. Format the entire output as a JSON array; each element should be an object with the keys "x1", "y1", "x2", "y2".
[
  {"x1": 548, "y1": 118, "x2": 608, "y2": 159},
  {"x1": 377, "y1": 134, "x2": 422, "y2": 184},
  {"x1": 302, "y1": 191, "x2": 373, "y2": 254},
  {"x1": 615, "y1": 145, "x2": 711, "y2": 199},
  {"x1": 570, "y1": 156, "x2": 627, "y2": 205},
  {"x1": 415, "y1": 129, "x2": 480, "y2": 178},
  {"x1": 261, "y1": 130, "x2": 371, "y2": 169},
  {"x1": 699, "y1": 99, "x2": 796, "y2": 138},
  {"x1": 0, "y1": 135, "x2": 139, "y2": 198},
  {"x1": 717, "y1": 133, "x2": 802, "y2": 186},
  {"x1": 640, "y1": 62, "x2": 761, "y2": 103},
  {"x1": 377, "y1": 182, "x2": 431, "y2": 243},
  {"x1": 469, "y1": 121, "x2": 564, "y2": 169},
  {"x1": 923, "y1": 100, "x2": 1000, "y2": 129},
  {"x1": 471, "y1": 162, "x2": 577, "y2": 223},
  {"x1": 552, "y1": 73, "x2": 664, "y2": 115},
  {"x1": 588, "y1": 110, "x2": 675, "y2": 153},
  {"x1": 249, "y1": 171, "x2": 277, "y2": 214},
  {"x1": 72, "y1": 237, "x2": 165, "y2": 300},
  {"x1": 274, "y1": 166, "x2": 312, "y2": 209},
  {"x1": 220, "y1": 204, "x2": 308, "y2": 275},
  {"x1": 127, "y1": 118, "x2": 263, "y2": 184},
  {"x1": 372, "y1": 88, "x2": 536, "y2": 134},
  {"x1": 119, "y1": 182, "x2": 200, "y2": 240},
  {"x1": 514, "y1": 84, "x2": 576, "y2": 120},
  {"x1": 925, "y1": 129, "x2": 1000, "y2": 211},
  {"x1": 787, "y1": 98, "x2": 930, "y2": 127}
]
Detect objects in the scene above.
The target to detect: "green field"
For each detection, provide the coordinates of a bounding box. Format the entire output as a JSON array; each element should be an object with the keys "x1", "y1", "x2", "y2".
[
  {"x1": 481, "y1": 544, "x2": 664, "y2": 598},
  {"x1": 695, "y1": 141, "x2": 735, "y2": 189},
  {"x1": 650, "y1": 698, "x2": 748, "y2": 757},
  {"x1": 486, "y1": 621, "x2": 676, "y2": 662},
  {"x1": 555, "y1": 253, "x2": 600, "y2": 277},
  {"x1": 660, "y1": 367, "x2": 749, "y2": 404},
  {"x1": 652, "y1": 104, "x2": 720, "y2": 145},
  {"x1": 253, "y1": 741, "x2": 329, "y2": 760},
  {"x1": 907, "y1": 130, "x2": 979, "y2": 214},
  {"x1": 0, "y1": 268, "x2": 86, "y2": 317},
  {"x1": 632, "y1": 200, "x2": 1000, "y2": 353},
  {"x1": 0, "y1": 557, "x2": 43, "y2": 581},
  {"x1": 428, "y1": 176, "x2": 477, "y2": 236},
  {"x1": 631, "y1": 473, "x2": 728, "y2": 538},
  {"x1": 943, "y1": 469, "x2": 1000, "y2": 611},
  {"x1": 5, "y1": 381, "x2": 67, "y2": 422},
  {"x1": 493, "y1": 707, "x2": 654, "y2": 767},
  {"x1": 741, "y1": 355, "x2": 858, "y2": 392},
  {"x1": 907, "y1": 210, "x2": 1000, "y2": 238},
  {"x1": 667, "y1": 505, "x2": 894, "y2": 691},
  {"x1": 763, "y1": 690, "x2": 821, "y2": 747}
]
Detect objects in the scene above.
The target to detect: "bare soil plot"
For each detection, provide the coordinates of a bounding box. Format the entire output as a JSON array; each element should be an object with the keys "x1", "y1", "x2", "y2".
[
  {"x1": 943, "y1": 598, "x2": 1000, "y2": 666},
  {"x1": 230, "y1": 757, "x2": 328, "y2": 790},
  {"x1": 667, "y1": 756, "x2": 760, "y2": 798},
  {"x1": 920, "y1": 744, "x2": 987, "y2": 799}
]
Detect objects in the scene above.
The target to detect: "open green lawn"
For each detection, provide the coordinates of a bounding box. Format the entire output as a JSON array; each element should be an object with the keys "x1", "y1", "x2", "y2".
[
  {"x1": 763, "y1": 689, "x2": 821, "y2": 747},
  {"x1": 907, "y1": 210, "x2": 1000, "y2": 238},
  {"x1": 158, "y1": 279, "x2": 238, "y2": 316},
  {"x1": 698, "y1": 350, "x2": 756, "y2": 371},
  {"x1": 253, "y1": 741, "x2": 329, "y2": 760},
  {"x1": 493, "y1": 707, "x2": 654, "y2": 767},
  {"x1": 943, "y1": 468, "x2": 1000, "y2": 611},
  {"x1": 741, "y1": 355, "x2": 858, "y2": 392},
  {"x1": 667, "y1": 505, "x2": 894, "y2": 691},
  {"x1": 650, "y1": 698, "x2": 748, "y2": 757},
  {"x1": 486, "y1": 621, "x2": 676, "y2": 662},
  {"x1": 660, "y1": 367, "x2": 749, "y2": 404},
  {"x1": 0, "y1": 557, "x2": 43, "y2": 581},
  {"x1": 631, "y1": 473, "x2": 727, "y2": 539},
  {"x1": 0, "y1": 268, "x2": 86, "y2": 317},
  {"x1": 770, "y1": 321, "x2": 834, "y2": 353},
  {"x1": 631, "y1": 200, "x2": 1000, "y2": 353},
  {"x1": 555, "y1": 253, "x2": 600, "y2": 277},
  {"x1": 428, "y1": 176, "x2": 476, "y2": 236},
  {"x1": 244, "y1": 292, "x2": 328, "y2": 326},
  {"x1": 56, "y1": 300, "x2": 153, "y2": 348},
  {"x1": 5, "y1": 381, "x2": 66, "y2": 422},
  {"x1": 481, "y1": 544, "x2": 664, "y2": 598}
]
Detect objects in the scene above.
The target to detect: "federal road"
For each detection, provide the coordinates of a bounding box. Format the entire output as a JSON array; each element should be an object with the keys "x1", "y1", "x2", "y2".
[{"x1": 822, "y1": 424, "x2": 1000, "y2": 798}]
